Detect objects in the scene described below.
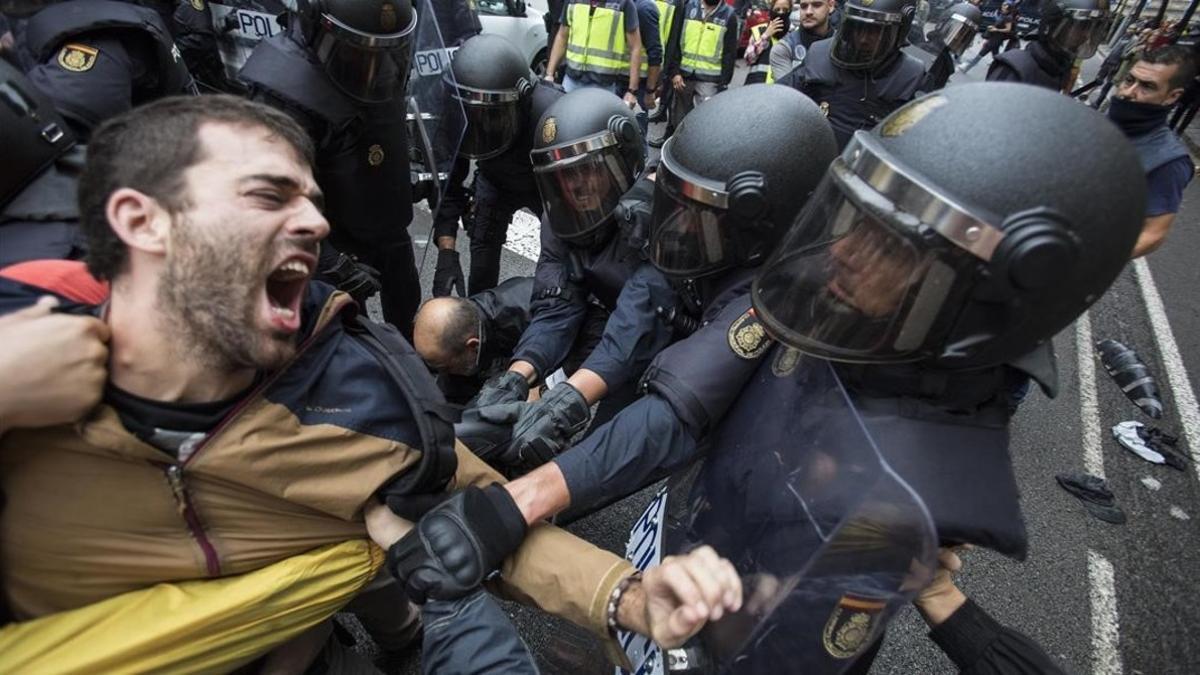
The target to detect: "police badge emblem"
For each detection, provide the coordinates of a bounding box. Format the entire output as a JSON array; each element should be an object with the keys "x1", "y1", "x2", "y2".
[
  {"x1": 190, "y1": 0, "x2": 205, "y2": 10},
  {"x1": 822, "y1": 594, "x2": 886, "y2": 659},
  {"x1": 727, "y1": 309, "x2": 771, "y2": 360},
  {"x1": 542, "y1": 117, "x2": 558, "y2": 144},
  {"x1": 58, "y1": 44, "x2": 99, "y2": 73},
  {"x1": 819, "y1": 101, "x2": 830, "y2": 117},
  {"x1": 367, "y1": 144, "x2": 385, "y2": 166}
]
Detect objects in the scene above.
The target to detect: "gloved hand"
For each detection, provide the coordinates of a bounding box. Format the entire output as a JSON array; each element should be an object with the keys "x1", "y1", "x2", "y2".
[
  {"x1": 466, "y1": 370, "x2": 530, "y2": 410},
  {"x1": 320, "y1": 252, "x2": 382, "y2": 306},
  {"x1": 432, "y1": 248, "x2": 466, "y2": 297},
  {"x1": 386, "y1": 484, "x2": 528, "y2": 604},
  {"x1": 476, "y1": 383, "x2": 590, "y2": 471}
]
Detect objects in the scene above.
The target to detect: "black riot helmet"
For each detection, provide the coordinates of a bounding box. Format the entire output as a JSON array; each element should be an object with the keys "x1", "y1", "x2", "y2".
[
  {"x1": 1039, "y1": 0, "x2": 1113, "y2": 61},
  {"x1": 831, "y1": 0, "x2": 917, "y2": 70},
  {"x1": 650, "y1": 84, "x2": 837, "y2": 279},
  {"x1": 449, "y1": 34, "x2": 535, "y2": 160},
  {"x1": 753, "y1": 83, "x2": 1146, "y2": 368},
  {"x1": 530, "y1": 88, "x2": 645, "y2": 246},
  {"x1": 297, "y1": 0, "x2": 416, "y2": 102},
  {"x1": 0, "y1": 59, "x2": 75, "y2": 206},
  {"x1": 933, "y1": 2, "x2": 982, "y2": 57}
]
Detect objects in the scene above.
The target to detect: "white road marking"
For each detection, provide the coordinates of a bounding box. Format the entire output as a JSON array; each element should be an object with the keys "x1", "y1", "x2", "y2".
[
  {"x1": 1132, "y1": 258, "x2": 1200, "y2": 481},
  {"x1": 1088, "y1": 550, "x2": 1124, "y2": 675},
  {"x1": 1170, "y1": 505, "x2": 1191, "y2": 521},
  {"x1": 503, "y1": 210, "x2": 543, "y2": 262},
  {"x1": 1140, "y1": 476, "x2": 1162, "y2": 491},
  {"x1": 1077, "y1": 314, "x2": 1106, "y2": 478}
]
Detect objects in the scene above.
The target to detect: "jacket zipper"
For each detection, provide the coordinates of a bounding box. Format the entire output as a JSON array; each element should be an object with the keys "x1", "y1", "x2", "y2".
[{"x1": 155, "y1": 321, "x2": 331, "y2": 577}]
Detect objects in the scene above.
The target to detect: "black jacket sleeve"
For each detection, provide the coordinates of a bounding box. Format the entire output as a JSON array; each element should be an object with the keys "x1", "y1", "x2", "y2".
[
  {"x1": 720, "y1": 12, "x2": 738, "y2": 86},
  {"x1": 509, "y1": 222, "x2": 589, "y2": 380},
  {"x1": 929, "y1": 599, "x2": 1068, "y2": 675},
  {"x1": 578, "y1": 263, "x2": 677, "y2": 392}
]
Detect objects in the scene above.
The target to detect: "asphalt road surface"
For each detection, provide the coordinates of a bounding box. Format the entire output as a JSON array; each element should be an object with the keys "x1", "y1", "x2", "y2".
[{"x1": 351, "y1": 46, "x2": 1200, "y2": 675}]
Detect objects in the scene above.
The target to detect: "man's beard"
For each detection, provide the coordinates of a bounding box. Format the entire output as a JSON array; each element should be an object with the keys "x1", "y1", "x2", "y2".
[{"x1": 158, "y1": 215, "x2": 298, "y2": 373}]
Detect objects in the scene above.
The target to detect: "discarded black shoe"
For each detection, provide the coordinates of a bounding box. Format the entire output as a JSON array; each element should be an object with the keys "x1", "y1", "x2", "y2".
[
  {"x1": 1096, "y1": 339, "x2": 1164, "y2": 419},
  {"x1": 1140, "y1": 424, "x2": 1189, "y2": 471},
  {"x1": 1056, "y1": 472, "x2": 1127, "y2": 524}
]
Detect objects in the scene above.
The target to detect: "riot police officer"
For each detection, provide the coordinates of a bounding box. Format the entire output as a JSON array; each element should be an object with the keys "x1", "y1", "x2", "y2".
[
  {"x1": 1, "y1": 0, "x2": 196, "y2": 140},
  {"x1": 779, "y1": 0, "x2": 927, "y2": 149},
  {"x1": 466, "y1": 87, "x2": 680, "y2": 474},
  {"x1": 467, "y1": 82, "x2": 1147, "y2": 672},
  {"x1": 0, "y1": 58, "x2": 80, "y2": 268},
  {"x1": 922, "y1": 1, "x2": 980, "y2": 91},
  {"x1": 431, "y1": 33, "x2": 565, "y2": 298},
  {"x1": 239, "y1": 0, "x2": 422, "y2": 337},
  {"x1": 987, "y1": 0, "x2": 1112, "y2": 90}
]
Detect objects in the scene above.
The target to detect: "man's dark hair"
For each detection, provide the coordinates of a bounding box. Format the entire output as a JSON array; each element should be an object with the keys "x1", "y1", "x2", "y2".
[
  {"x1": 1140, "y1": 45, "x2": 1199, "y2": 90},
  {"x1": 79, "y1": 94, "x2": 316, "y2": 281}
]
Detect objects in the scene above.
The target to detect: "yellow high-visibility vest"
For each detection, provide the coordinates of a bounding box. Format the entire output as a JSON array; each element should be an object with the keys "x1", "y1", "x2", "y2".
[
  {"x1": 639, "y1": 0, "x2": 679, "y2": 77},
  {"x1": 566, "y1": 0, "x2": 633, "y2": 77},
  {"x1": 680, "y1": 3, "x2": 730, "y2": 80}
]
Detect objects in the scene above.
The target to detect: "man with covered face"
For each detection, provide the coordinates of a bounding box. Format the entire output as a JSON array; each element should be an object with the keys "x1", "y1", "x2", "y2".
[{"x1": 0, "y1": 93, "x2": 743, "y2": 672}]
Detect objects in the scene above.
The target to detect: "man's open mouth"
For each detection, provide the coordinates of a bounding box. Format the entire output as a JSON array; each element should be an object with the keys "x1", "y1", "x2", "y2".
[{"x1": 263, "y1": 255, "x2": 314, "y2": 333}]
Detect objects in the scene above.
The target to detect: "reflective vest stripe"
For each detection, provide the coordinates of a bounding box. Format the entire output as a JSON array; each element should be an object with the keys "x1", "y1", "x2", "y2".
[
  {"x1": 566, "y1": 1, "x2": 632, "y2": 76},
  {"x1": 680, "y1": 12, "x2": 727, "y2": 78}
]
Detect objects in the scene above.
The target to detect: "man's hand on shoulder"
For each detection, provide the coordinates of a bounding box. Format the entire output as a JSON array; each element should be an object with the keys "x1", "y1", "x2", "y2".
[{"x1": 0, "y1": 297, "x2": 109, "y2": 436}]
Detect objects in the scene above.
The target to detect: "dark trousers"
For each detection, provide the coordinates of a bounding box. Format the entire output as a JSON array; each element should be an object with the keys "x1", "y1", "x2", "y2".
[
  {"x1": 469, "y1": 173, "x2": 543, "y2": 295},
  {"x1": 330, "y1": 229, "x2": 420, "y2": 341},
  {"x1": 421, "y1": 590, "x2": 538, "y2": 674}
]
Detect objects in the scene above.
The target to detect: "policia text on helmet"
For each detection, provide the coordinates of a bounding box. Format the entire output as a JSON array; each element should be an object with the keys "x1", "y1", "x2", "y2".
[
  {"x1": 753, "y1": 83, "x2": 1146, "y2": 368},
  {"x1": 647, "y1": 84, "x2": 838, "y2": 279},
  {"x1": 530, "y1": 87, "x2": 645, "y2": 248},
  {"x1": 296, "y1": 0, "x2": 417, "y2": 102},
  {"x1": 447, "y1": 34, "x2": 536, "y2": 160}
]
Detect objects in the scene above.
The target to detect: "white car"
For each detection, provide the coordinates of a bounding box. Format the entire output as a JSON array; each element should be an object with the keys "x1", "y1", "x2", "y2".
[{"x1": 478, "y1": 0, "x2": 550, "y2": 75}]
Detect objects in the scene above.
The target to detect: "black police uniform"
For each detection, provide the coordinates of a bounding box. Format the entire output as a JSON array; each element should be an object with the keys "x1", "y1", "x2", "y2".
[
  {"x1": 783, "y1": 37, "x2": 926, "y2": 149},
  {"x1": 10, "y1": 0, "x2": 195, "y2": 139},
  {"x1": 433, "y1": 81, "x2": 565, "y2": 295},
  {"x1": 170, "y1": 0, "x2": 233, "y2": 92},
  {"x1": 510, "y1": 174, "x2": 679, "y2": 426},
  {"x1": 438, "y1": 276, "x2": 536, "y2": 404},
  {"x1": 986, "y1": 40, "x2": 1071, "y2": 90},
  {"x1": 239, "y1": 15, "x2": 421, "y2": 337}
]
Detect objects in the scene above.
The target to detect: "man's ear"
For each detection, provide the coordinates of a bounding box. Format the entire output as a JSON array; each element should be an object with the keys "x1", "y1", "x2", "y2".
[
  {"x1": 465, "y1": 336, "x2": 481, "y2": 352},
  {"x1": 1165, "y1": 86, "x2": 1186, "y2": 107},
  {"x1": 106, "y1": 188, "x2": 172, "y2": 257}
]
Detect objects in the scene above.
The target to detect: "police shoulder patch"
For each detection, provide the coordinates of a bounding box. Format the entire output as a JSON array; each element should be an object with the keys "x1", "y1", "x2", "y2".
[
  {"x1": 367, "y1": 144, "x2": 385, "y2": 166},
  {"x1": 822, "y1": 594, "x2": 887, "y2": 659},
  {"x1": 727, "y1": 308, "x2": 771, "y2": 360},
  {"x1": 57, "y1": 43, "x2": 99, "y2": 73},
  {"x1": 190, "y1": 0, "x2": 205, "y2": 10}
]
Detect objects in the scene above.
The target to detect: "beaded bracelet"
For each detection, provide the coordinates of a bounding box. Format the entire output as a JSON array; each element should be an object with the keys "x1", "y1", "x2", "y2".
[{"x1": 606, "y1": 572, "x2": 643, "y2": 637}]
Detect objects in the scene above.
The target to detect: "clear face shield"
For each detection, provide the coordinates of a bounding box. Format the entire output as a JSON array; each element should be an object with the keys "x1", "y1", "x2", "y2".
[
  {"x1": 452, "y1": 83, "x2": 524, "y2": 160},
  {"x1": 934, "y1": 12, "x2": 979, "y2": 56},
  {"x1": 752, "y1": 133, "x2": 1003, "y2": 363},
  {"x1": 1044, "y1": 8, "x2": 1112, "y2": 60},
  {"x1": 831, "y1": 5, "x2": 906, "y2": 70},
  {"x1": 313, "y1": 10, "x2": 416, "y2": 102},
  {"x1": 531, "y1": 132, "x2": 638, "y2": 244}
]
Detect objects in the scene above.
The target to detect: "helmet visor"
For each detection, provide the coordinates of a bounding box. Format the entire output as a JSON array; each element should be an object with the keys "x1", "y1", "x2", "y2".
[
  {"x1": 832, "y1": 7, "x2": 904, "y2": 69},
  {"x1": 753, "y1": 163, "x2": 969, "y2": 363},
  {"x1": 532, "y1": 142, "x2": 633, "y2": 243},
  {"x1": 935, "y1": 14, "x2": 978, "y2": 56},
  {"x1": 455, "y1": 88, "x2": 522, "y2": 160},
  {"x1": 314, "y1": 14, "x2": 414, "y2": 102},
  {"x1": 1045, "y1": 10, "x2": 1111, "y2": 59},
  {"x1": 647, "y1": 157, "x2": 739, "y2": 277}
]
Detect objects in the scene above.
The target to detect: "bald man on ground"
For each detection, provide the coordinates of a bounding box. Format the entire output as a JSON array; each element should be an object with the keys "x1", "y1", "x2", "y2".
[{"x1": 413, "y1": 277, "x2": 534, "y2": 404}]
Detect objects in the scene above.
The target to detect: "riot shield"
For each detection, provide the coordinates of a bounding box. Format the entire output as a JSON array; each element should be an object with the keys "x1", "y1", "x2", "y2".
[
  {"x1": 618, "y1": 351, "x2": 938, "y2": 675},
  {"x1": 407, "y1": 0, "x2": 468, "y2": 215},
  {"x1": 207, "y1": 1, "x2": 291, "y2": 86}
]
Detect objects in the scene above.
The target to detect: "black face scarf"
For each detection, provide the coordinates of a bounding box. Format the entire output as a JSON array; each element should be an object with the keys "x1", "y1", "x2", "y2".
[
  {"x1": 1107, "y1": 96, "x2": 1171, "y2": 137},
  {"x1": 771, "y1": 10, "x2": 792, "y2": 37}
]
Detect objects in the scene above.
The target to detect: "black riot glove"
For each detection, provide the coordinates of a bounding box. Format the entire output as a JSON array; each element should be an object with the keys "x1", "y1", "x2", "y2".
[
  {"x1": 386, "y1": 484, "x2": 528, "y2": 604},
  {"x1": 476, "y1": 383, "x2": 590, "y2": 471},
  {"x1": 432, "y1": 248, "x2": 466, "y2": 298},
  {"x1": 320, "y1": 252, "x2": 382, "y2": 306},
  {"x1": 466, "y1": 370, "x2": 530, "y2": 410}
]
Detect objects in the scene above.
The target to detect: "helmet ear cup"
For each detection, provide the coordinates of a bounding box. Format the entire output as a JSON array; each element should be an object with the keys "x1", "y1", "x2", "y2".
[
  {"x1": 727, "y1": 171, "x2": 768, "y2": 221},
  {"x1": 607, "y1": 113, "x2": 645, "y2": 177},
  {"x1": 990, "y1": 209, "x2": 1078, "y2": 292}
]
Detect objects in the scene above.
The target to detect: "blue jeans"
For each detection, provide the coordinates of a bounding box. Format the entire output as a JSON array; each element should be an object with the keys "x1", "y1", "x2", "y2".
[
  {"x1": 421, "y1": 590, "x2": 539, "y2": 674},
  {"x1": 563, "y1": 72, "x2": 624, "y2": 97}
]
